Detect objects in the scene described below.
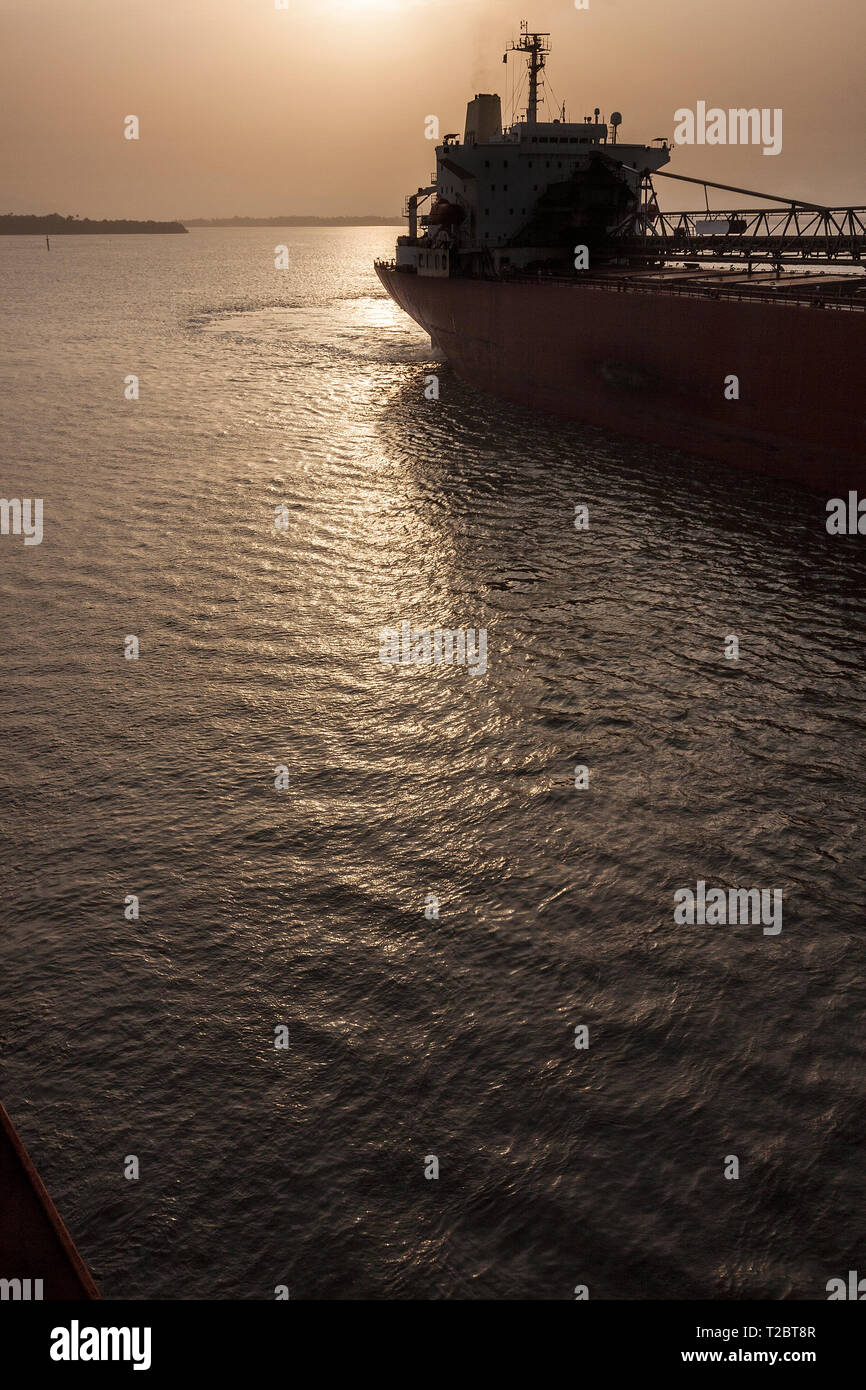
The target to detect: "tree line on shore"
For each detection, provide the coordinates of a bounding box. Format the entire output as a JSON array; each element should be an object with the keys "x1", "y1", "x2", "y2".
[{"x1": 0, "y1": 214, "x2": 187, "y2": 234}]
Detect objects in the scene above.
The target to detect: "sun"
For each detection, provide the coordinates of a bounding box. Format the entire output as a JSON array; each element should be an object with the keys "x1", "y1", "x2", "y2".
[
  {"x1": 314, "y1": 0, "x2": 430, "y2": 24},
  {"x1": 332, "y1": 0, "x2": 419, "y2": 11}
]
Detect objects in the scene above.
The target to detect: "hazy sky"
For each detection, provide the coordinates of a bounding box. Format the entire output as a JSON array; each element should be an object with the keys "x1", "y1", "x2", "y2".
[{"x1": 2, "y1": 0, "x2": 864, "y2": 218}]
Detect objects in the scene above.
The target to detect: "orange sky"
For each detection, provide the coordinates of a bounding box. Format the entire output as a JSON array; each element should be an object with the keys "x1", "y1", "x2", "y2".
[{"x1": 2, "y1": 0, "x2": 864, "y2": 218}]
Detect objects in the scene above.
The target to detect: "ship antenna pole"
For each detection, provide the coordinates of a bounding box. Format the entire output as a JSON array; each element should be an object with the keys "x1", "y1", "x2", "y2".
[{"x1": 507, "y1": 22, "x2": 550, "y2": 126}]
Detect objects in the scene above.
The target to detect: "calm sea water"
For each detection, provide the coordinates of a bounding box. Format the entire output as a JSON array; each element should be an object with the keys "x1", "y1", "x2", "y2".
[{"x1": 1, "y1": 228, "x2": 864, "y2": 1300}]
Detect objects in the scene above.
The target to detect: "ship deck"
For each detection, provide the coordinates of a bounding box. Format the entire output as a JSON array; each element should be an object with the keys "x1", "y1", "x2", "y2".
[
  {"x1": 377, "y1": 260, "x2": 866, "y2": 312},
  {"x1": 561, "y1": 265, "x2": 866, "y2": 311}
]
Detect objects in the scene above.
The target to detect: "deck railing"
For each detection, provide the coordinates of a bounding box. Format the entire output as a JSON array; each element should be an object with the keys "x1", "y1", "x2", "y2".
[{"x1": 375, "y1": 261, "x2": 866, "y2": 313}]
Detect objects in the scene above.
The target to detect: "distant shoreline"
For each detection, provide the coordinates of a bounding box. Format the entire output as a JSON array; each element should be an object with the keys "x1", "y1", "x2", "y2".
[
  {"x1": 1, "y1": 215, "x2": 187, "y2": 235},
  {"x1": 183, "y1": 217, "x2": 402, "y2": 228},
  {"x1": 0, "y1": 213, "x2": 403, "y2": 235}
]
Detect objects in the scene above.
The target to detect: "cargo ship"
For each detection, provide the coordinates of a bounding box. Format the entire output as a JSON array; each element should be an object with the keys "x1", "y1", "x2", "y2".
[{"x1": 375, "y1": 23, "x2": 866, "y2": 492}]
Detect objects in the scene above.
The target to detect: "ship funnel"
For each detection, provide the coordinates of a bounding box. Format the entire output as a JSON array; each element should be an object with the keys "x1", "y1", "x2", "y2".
[{"x1": 464, "y1": 93, "x2": 502, "y2": 145}]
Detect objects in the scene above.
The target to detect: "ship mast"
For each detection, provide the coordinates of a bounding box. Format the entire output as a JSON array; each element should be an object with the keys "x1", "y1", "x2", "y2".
[{"x1": 505, "y1": 21, "x2": 550, "y2": 126}]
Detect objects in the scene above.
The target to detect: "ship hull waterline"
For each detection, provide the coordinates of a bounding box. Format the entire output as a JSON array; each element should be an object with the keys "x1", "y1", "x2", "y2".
[{"x1": 376, "y1": 266, "x2": 866, "y2": 494}]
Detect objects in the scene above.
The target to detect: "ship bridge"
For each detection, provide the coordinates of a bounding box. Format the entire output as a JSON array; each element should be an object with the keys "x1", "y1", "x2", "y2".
[{"x1": 432, "y1": 114, "x2": 669, "y2": 251}]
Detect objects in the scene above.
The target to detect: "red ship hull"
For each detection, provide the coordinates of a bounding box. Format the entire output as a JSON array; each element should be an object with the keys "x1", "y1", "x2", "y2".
[
  {"x1": 376, "y1": 265, "x2": 866, "y2": 493},
  {"x1": 0, "y1": 1101, "x2": 99, "y2": 1300}
]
